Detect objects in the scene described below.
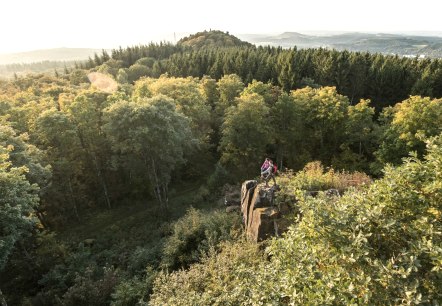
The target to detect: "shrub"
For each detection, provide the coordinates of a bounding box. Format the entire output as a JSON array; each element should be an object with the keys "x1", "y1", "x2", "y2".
[
  {"x1": 278, "y1": 161, "x2": 371, "y2": 194},
  {"x1": 126, "y1": 247, "x2": 161, "y2": 275},
  {"x1": 160, "y1": 207, "x2": 241, "y2": 270},
  {"x1": 206, "y1": 162, "x2": 230, "y2": 191},
  {"x1": 150, "y1": 241, "x2": 264, "y2": 305},
  {"x1": 62, "y1": 266, "x2": 120, "y2": 306},
  {"x1": 111, "y1": 267, "x2": 157, "y2": 306}
]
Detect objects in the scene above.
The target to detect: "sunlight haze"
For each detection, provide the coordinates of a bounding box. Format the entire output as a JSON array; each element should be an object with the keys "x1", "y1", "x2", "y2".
[{"x1": 1, "y1": 0, "x2": 441, "y2": 54}]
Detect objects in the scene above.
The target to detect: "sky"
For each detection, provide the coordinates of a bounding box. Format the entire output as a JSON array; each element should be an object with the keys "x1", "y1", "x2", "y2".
[{"x1": 1, "y1": 0, "x2": 441, "y2": 54}]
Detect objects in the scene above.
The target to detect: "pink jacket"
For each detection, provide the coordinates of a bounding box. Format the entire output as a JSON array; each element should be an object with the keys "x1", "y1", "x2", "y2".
[{"x1": 261, "y1": 160, "x2": 270, "y2": 172}]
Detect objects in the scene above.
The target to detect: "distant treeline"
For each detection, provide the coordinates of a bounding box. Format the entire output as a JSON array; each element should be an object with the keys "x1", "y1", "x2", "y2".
[
  {"x1": 0, "y1": 60, "x2": 81, "y2": 78},
  {"x1": 79, "y1": 41, "x2": 442, "y2": 110}
]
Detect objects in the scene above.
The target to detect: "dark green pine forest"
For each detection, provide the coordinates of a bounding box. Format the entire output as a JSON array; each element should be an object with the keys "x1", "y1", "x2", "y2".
[{"x1": 1, "y1": 30, "x2": 441, "y2": 305}]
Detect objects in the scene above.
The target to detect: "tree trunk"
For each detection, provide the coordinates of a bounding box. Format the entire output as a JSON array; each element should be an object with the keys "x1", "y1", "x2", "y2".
[
  {"x1": 278, "y1": 143, "x2": 284, "y2": 171},
  {"x1": 319, "y1": 127, "x2": 324, "y2": 151},
  {"x1": 154, "y1": 185, "x2": 162, "y2": 206},
  {"x1": 68, "y1": 178, "x2": 81, "y2": 222},
  {"x1": 162, "y1": 184, "x2": 169, "y2": 211},
  {"x1": 279, "y1": 153, "x2": 284, "y2": 172},
  {"x1": 92, "y1": 153, "x2": 111, "y2": 209},
  {"x1": 150, "y1": 157, "x2": 163, "y2": 207}
]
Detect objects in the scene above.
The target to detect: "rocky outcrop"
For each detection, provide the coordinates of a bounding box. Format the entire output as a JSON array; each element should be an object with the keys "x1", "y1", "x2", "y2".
[
  {"x1": 236, "y1": 181, "x2": 341, "y2": 242},
  {"x1": 240, "y1": 180, "x2": 291, "y2": 242}
]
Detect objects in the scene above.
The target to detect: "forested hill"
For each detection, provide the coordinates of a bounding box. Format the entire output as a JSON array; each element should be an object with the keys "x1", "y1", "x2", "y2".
[
  {"x1": 78, "y1": 30, "x2": 442, "y2": 110},
  {"x1": 3, "y1": 30, "x2": 442, "y2": 109},
  {"x1": 177, "y1": 30, "x2": 253, "y2": 48}
]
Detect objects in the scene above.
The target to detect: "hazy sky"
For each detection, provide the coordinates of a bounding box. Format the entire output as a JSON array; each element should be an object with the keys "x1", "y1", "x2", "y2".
[{"x1": 1, "y1": 0, "x2": 441, "y2": 54}]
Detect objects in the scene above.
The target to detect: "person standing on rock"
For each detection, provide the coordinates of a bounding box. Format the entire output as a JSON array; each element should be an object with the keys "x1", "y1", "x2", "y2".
[
  {"x1": 261, "y1": 158, "x2": 277, "y2": 187},
  {"x1": 260, "y1": 157, "x2": 270, "y2": 177}
]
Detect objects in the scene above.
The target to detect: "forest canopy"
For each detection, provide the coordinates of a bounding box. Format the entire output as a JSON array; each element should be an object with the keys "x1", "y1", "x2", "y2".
[{"x1": 0, "y1": 30, "x2": 441, "y2": 305}]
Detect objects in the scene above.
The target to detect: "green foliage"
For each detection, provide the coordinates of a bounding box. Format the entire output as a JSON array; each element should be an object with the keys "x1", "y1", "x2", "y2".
[
  {"x1": 278, "y1": 161, "x2": 371, "y2": 193},
  {"x1": 28, "y1": 199, "x2": 170, "y2": 305},
  {"x1": 0, "y1": 124, "x2": 51, "y2": 193},
  {"x1": 69, "y1": 69, "x2": 89, "y2": 85},
  {"x1": 23, "y1": 37, "x2": 441, "y2": 110},
  {"x1": 152, "y1": 135, "x2": 442, "y2": 305},
  {"x1": 104, "y1": 94, "x2": 194, "y2": 207},
  {"x1": 111, "y1": 267, "x2": 157, "y2": 306},
  {"x1": 259, "y1": 135, "x2": 442, "y2": 304},
  {"x1": 270, "y1": 86, "x2": 379, "y2": 171},
  {"x1": 0, "y1": 145, "x2": 39, "y2": 270},
  {"x1": 375, "y1": 95, "x2": 442, "y2": 170},
  {"x1": 34, "y1": 107, "x2": 87, "y2": 223},
  {"x1": 61, "y1": 266, "x2": 120, "y2": 306},
  {"x1": 97, "y1": 59, "x2": 125, "y2": 77},
  {"x1": 206, "y1": 162, "x2": 230, "y2": 190},
  {"x1": 220, "y1": 92, "x2": 273, "y2": 179},
  {"x1": 293, "y1": 86, "x2": 350, "y2": 161},
  {"x1": 150, "y1": 241, "x2": 264, "y2": 306},
  {"x1": 216, "y1": 74, "x2": 244, "y2": 115},
  {"x1": 2, "y1": 36, "x2": 442, "y2": 305},
  {"x1": 116, "y1": 68, "x2": 129, "y2": 84},
  {"x1": 178, "y1": 30, "x2": 253, "y2": 49},
  {"x1": 337, "y1": 99, "x2": 378, "y2": 172},
  {"x1": 133, "y1": 75, "x2": 212, "y2": 141},
  {"x1": 134, "y1": 57, "x2": 155, "y2": 68},
  {"x1": 199, "y1": 75, "x2": 218, "y2": 107},
  {"x1": 161, "y1": 207, "x2": 241, "y2": 270},
  {"x1": 271, "y1": 92, "x2": 305, "y2": 169},
  {"x1": 241, "y1": 79, "x2": 280, "y2": 106},
  {"x1": 127, "y1": 64, "x2": 151, "y2": 83}
]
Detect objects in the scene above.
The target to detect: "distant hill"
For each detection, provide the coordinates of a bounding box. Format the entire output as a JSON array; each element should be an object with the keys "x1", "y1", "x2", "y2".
[
  {"x1": 3, "y1": 30, "x2": 442, "y2": 78},
  {"x1": 178, "y1": 30, "x2": 253, "y2": 49},
  {"x1": 0, "y1": 60, "x2": 80, "y2": 78},
  {"x1": 238, "y1": 32, "x2": 442, "y2": 58},
  {"x1": 0, "y1": 47, "x2": 105, "y2": 65}
]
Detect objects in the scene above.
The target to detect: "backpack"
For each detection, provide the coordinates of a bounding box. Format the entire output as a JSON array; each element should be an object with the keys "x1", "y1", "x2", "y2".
[{"x1": 272, "y1": 164, "x2": 278, "y2": 174}]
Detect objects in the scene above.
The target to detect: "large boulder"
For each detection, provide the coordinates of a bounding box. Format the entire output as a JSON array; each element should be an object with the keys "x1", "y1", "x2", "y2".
[
  {"x1": 248, "y1": 207, "x2": 280, "y2": 242},
  {"x1": 240, "y1": 181, "x2": 290, "y2": 242}
]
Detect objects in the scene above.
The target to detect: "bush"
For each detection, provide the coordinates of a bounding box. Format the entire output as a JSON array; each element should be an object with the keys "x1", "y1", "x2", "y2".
[
  {"x1": 127, "y1": 246, "x2": 162, "y2": 275},
  {"x1": 111, "y1": 267, "x2": 157, "y2": 306},
  {"x1": 150, "y1": 241, "x2": 264, "y2": 305},
  {"x1": 62, "y1": 266, "x2": 120, "y2": 306},
  {"x1": 278, "y1": 161, "x2": 371, "y2": 194},
  {"x1": 206, "y1": 162, "x2": 230, "y2": 191},
  {"x1": 135, "y1": 57, "x2": 155, "y2": 68},
  {"x1": 161, "y1": 207, "x2": 241, "y2": 270}
]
